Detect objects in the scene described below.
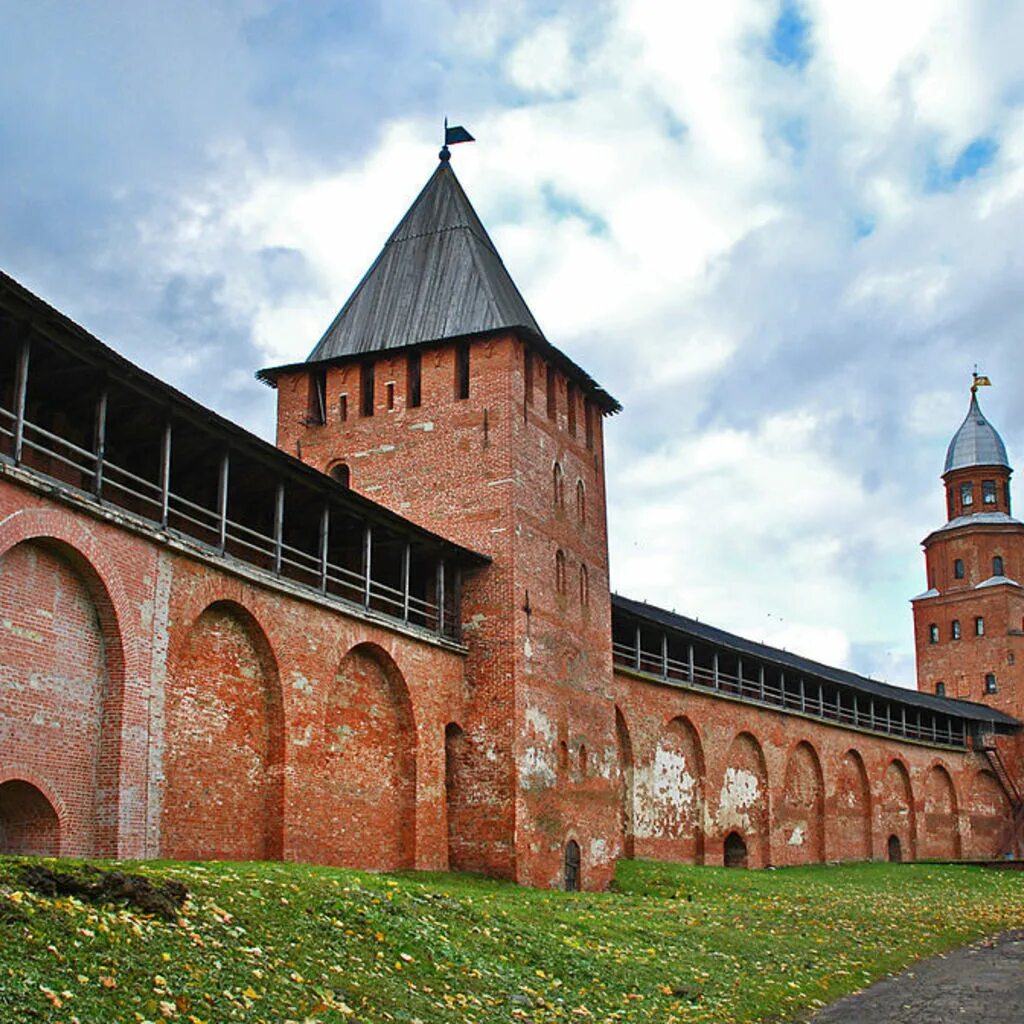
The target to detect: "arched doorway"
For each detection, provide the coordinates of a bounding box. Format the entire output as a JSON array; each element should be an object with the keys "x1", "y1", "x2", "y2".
[
  {"x1": 724, "y1": 831, "x2": 748, "y2": 868},
  {"x1": 880, "y1": 759, "x2": 915, "y2": 861},
  {"x1": 718, "y1": 731, "x2": 770, "y2": 867},
  {"x1": 0, "y1": 780, "x2": 60, "y2": 855},
  {"x1": 888, "y1": 834, "x2": 902, "y2": 863},
  {"x1": 564, "y1": 840, "x2": 581, "y2": 891}
]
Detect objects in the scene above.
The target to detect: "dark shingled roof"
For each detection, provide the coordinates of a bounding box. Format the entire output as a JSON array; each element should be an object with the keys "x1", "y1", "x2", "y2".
[
  {"x1": 257, "y1": 159, "x2": 621, "y2": 413},
  {"x1": 612, "y1": 593, "x2": 1020, "y2": 728}
]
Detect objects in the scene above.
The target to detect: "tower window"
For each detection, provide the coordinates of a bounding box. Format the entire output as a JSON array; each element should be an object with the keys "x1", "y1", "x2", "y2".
[
  {"x1": 975, "y1": 616, "x2": 985, "y2": 636},
  {"x1": 935, "y1": 682, "x2": 946, "y2": 697},
  {"x1": 1005, "y1": 481, "x2": 1012, "y2": 512},
  {"x1": 546, "y1": 365, "x2": 557, "y2": 420},
  {"x1": 960, "y1": 482, "x2": 974, "y2": 507},
  {"x1": 338, "y1": 393, "x2": 348, "y2": 422},
  {"x1": 954, "y1": 559, "x2": 965, "y2": 579},
  {"x1": 983, "y1": 479, "x2": 997, "y2": 504},
  {"x1": 553, "y1": 462, "x2": 565, "y2": 509},
  {"x1": 993, "y1": 555, "x2": 1004, "y2": 576},
  {"x1": 455, "y1": 342, "x2": 470, "y2": 400},
  {"x1": 555, "y1": 549, "x2": 567, "y2": 595},
  {"x1": 360, "y1": 362, "x2": 375, "y2": 417},
  {"x1": 928, "y1": 623, "x2": 939, "y2": 644},
  {"x1": 576, "y1": 479, "x2": 586, "y2": 524},
  {"x1": 951, "y1": 619, "x2": 961, "y2": 640},
  {"x1": 386, "y1": 382, "x2": 395, "y2": 410},
  {"x1": 307, "y1": 368, "x2": 327, "y2": 425},
  {"x1": 329, "y1": 463, "x2": 351, "y2": 488},
  {"x1": 985, "y1": 673, "x2": 998, "y2": 694},
  {"x1": 585, "y1": 400, "x2": 594, "y2": 451},
  {"x1": 567, "y1": 382, "x2": 577, "y2": 436},
  {"x1": 407, "y1": 352, "x2": 421, "y2": 408}
]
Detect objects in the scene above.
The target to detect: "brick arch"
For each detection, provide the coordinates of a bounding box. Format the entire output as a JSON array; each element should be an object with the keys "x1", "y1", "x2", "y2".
[
  {"x1": 635, "y1": 714, "x2": 705, "y2": 864},
  {"x1": 162, "y1": 599, "x2": 285, "y2": 861},
  {"x1": 718, "y1": 731, "x2": 770, "y2": 867},
  {"x1": 834, "y1": 748, "x2": 872, "y2": 860},
  {"x1": 966, "y1": 769, "x2": 1011, "y2": 858},
  {"x1": 0, "y1": 767, "x2": 69, "y2": 856},
  {"x1": 879, "y1": 758, "x2": 916, "y2": 860},
  {"x1": 444, "y1": 721, "x2": 471, "y2": 871},
  {"x1": 778, "y1": 740, "x2": 825, "y2": 865},
  {"x1": 921, "y1": 762, "x2": 961, "y2": 859},
  {"x1": 317, "y1": 640, "x2": 417, "y2": 870},
  {"x1": 0, "y1": 515, "x2": 136, "y2": 856},
  {"x1": 614, "y1": 706, "x2": 635, "y2": 858}
]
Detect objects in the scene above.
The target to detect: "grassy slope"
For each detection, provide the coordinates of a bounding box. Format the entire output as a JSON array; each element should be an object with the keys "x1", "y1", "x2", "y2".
[{"x1": 1, "y1": 857, "x2": 1023, "y2": 1024}]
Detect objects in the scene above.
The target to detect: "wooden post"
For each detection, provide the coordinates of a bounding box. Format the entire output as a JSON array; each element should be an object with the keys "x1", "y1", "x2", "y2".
[
  {"x1": 92, "y1": 386, "x2": 108, "y2": 496},
  {"x1": 661, "y1": 632, "x2": 668, "y2": 679},
  {"x1": 634, "y1": 625, "x2": 641, "y2": 670},
  {"x1": 799, "y1": 677, "x2": 806, "y2": 713},
  {"x1": 737, "y1": 656, "x2": 744, "y2": 694},
  {"x1": 437, "y1": 559, "x2": 446, "y2": 635},
  {"x1": 318, "y1": 502, "x2": 329, "y2": 593},
  {"x1": 159, "y1": 421, "x2": 172, "y2": 528},
  {"x1": 869, "y1": 699, "x2": 875, "y2": 730},
  {"x1": 453, "y1": 567, "x2": 463, "y2": 641},
  {"x1": 780, "y1": 670, "x2": 785, "y2": 705},
  {"x1": 362, "y1": 526, "x2": 372, "y2": 609},
  {"x1": 217, "y1": 449, "x2": 230, "y2": 553},
  {"x1": 273, "y1": 482, "x2": 284, "y2": 575},
  {"x1": 759, "y1": 664, "x2": 766, "y2": 702},
  {"x1": 713, "y1": 651, "x2": 719, "y2": 690},
  {"x1": 402, "y1": 542, "x2": 411, "y2": 623},
  {"x1": 901, "y1": 705, "x2": 908, "y2": 738},
  {"x1": 687, "y1": 643, "x2": 695, "y2": 684},
  {"x1": 12, "y1": 337, "x2": 30, "y2": 464}
]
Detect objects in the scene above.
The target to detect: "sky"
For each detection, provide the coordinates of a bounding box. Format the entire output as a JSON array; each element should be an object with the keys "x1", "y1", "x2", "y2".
[{"x1": 2, "y1": 0, "x2": 1023, "y2": 686}]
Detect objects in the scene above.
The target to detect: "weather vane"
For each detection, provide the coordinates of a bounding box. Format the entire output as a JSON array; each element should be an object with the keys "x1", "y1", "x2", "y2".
[
  {"x1": 971, "y1": 366, "x2": 992, "y2": 396},
  {"x1": 439, "y1": 117, "x2": 474, "y2": 162}
]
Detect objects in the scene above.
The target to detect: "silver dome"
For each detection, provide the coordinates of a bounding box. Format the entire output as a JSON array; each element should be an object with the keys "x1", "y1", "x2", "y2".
[{"x1": 944, "y1": 393, "x2": 1010, "y2": 473}]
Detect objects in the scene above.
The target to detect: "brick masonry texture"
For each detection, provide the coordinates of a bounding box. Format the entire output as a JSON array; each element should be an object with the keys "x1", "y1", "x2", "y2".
[{"x1": 2, "y1": 329, "x2": 1022, "y2": 885}]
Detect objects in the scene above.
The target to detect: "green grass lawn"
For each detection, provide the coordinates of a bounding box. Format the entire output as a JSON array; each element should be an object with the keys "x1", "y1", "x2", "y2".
[{"x1": 1, "y1": 857, "x2": 1022, "y2": 1024}]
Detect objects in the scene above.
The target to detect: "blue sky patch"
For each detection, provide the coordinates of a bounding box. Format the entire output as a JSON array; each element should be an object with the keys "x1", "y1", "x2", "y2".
[
  {"x1": 769, "y1": 1, "x2": 812, "y2": 70},
  {"x1": 927, "y1": 136, "x2": 999, "y2": 191}
]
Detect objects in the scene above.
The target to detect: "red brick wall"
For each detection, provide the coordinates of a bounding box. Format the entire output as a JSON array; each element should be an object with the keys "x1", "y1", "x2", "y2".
[
  {"x1": 275, "y1": 334, "x2": 621, "y2": 889},
  {"x1": 913, "y1": 520, "x2": 1024, "y2": 714},
  {"x1": 613, "y1": 669, "x2": 1013, "y2": 864},
  {"x1": 0, "y1": 475, "x2": 467, "y2": 870}
]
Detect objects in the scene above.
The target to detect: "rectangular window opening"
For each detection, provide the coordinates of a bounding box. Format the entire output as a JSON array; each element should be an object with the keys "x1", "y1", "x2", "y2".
[
  {"x1": 455, "y1": 342, "x2": 470, "y2": 400},
  {"x1": 975, "y1": 616, "x2": 985, "y2": 636},
  {"x1": 360, "y1": 362, "x2": 375, "y2": 417},
  {"x1": 407, "y1": 352, "x2": 422, "y2": 408},
  {"x1": 546, "y1": 365, "x2": 557, "y2": 421},
  {"x1": 386, "y1": 382, "x2": 395, "y2": 410},
  {"x1": 307, "y1": 368, "x2": 327, "y2": 426},
  {"x1": 960, "y1": 482, "x2": 974, "y2": 507},
  {"x1": 985, "y1": 673, "x2": 998, "y2": 694},
  {"x1": 338, "y1": 393, "x2": 348, "y2": 422},
  {"x1": 983, "y1": 479, "x2": 997, "y2": 504}
]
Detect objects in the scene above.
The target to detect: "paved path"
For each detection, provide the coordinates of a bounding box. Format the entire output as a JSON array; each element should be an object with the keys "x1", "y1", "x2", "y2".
[{"x1": 809, "y1": 930, "x2": 1024, "y2": 1023}]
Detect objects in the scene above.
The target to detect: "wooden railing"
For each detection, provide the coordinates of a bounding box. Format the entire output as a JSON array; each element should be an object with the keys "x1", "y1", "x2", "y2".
[
  {"x1": 612, "y1": 638, "x2": 968, "y2": 748},
  {"x1": 0, "y1": 364, "x2": 459, "y2": 640}
]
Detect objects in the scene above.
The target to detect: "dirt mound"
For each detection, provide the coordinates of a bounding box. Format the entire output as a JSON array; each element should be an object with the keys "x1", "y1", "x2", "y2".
[{"x1": 21, "y1": 865, "x2": 188, "y2": 921}]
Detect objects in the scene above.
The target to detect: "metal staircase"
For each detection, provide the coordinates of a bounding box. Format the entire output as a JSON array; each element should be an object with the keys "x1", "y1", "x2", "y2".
[{"x1": 979, "y1": 739, "x2": 1024, "y2": 857}]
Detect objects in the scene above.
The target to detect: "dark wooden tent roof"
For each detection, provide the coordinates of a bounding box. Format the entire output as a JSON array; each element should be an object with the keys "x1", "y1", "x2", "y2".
[{"x1": 258, "y1": 158, "x2": 621, "y2": 413}]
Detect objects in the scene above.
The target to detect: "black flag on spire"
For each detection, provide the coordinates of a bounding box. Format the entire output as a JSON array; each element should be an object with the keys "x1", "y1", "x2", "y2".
[
  {"x1": 445, "y1": 119, "x2": 474, "y2": 146},
  {"x1": 440, "y1": 118, "x2": 474, "y2": 161}
]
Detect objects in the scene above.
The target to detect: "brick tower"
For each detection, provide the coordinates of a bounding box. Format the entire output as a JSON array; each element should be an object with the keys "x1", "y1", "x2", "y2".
[
  {"x1": 258, "y1": 148, "x2": 623, "y2": 888},
  {"x1": 912, "y1": 380, "x2": 1024, "y2": 718}
]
